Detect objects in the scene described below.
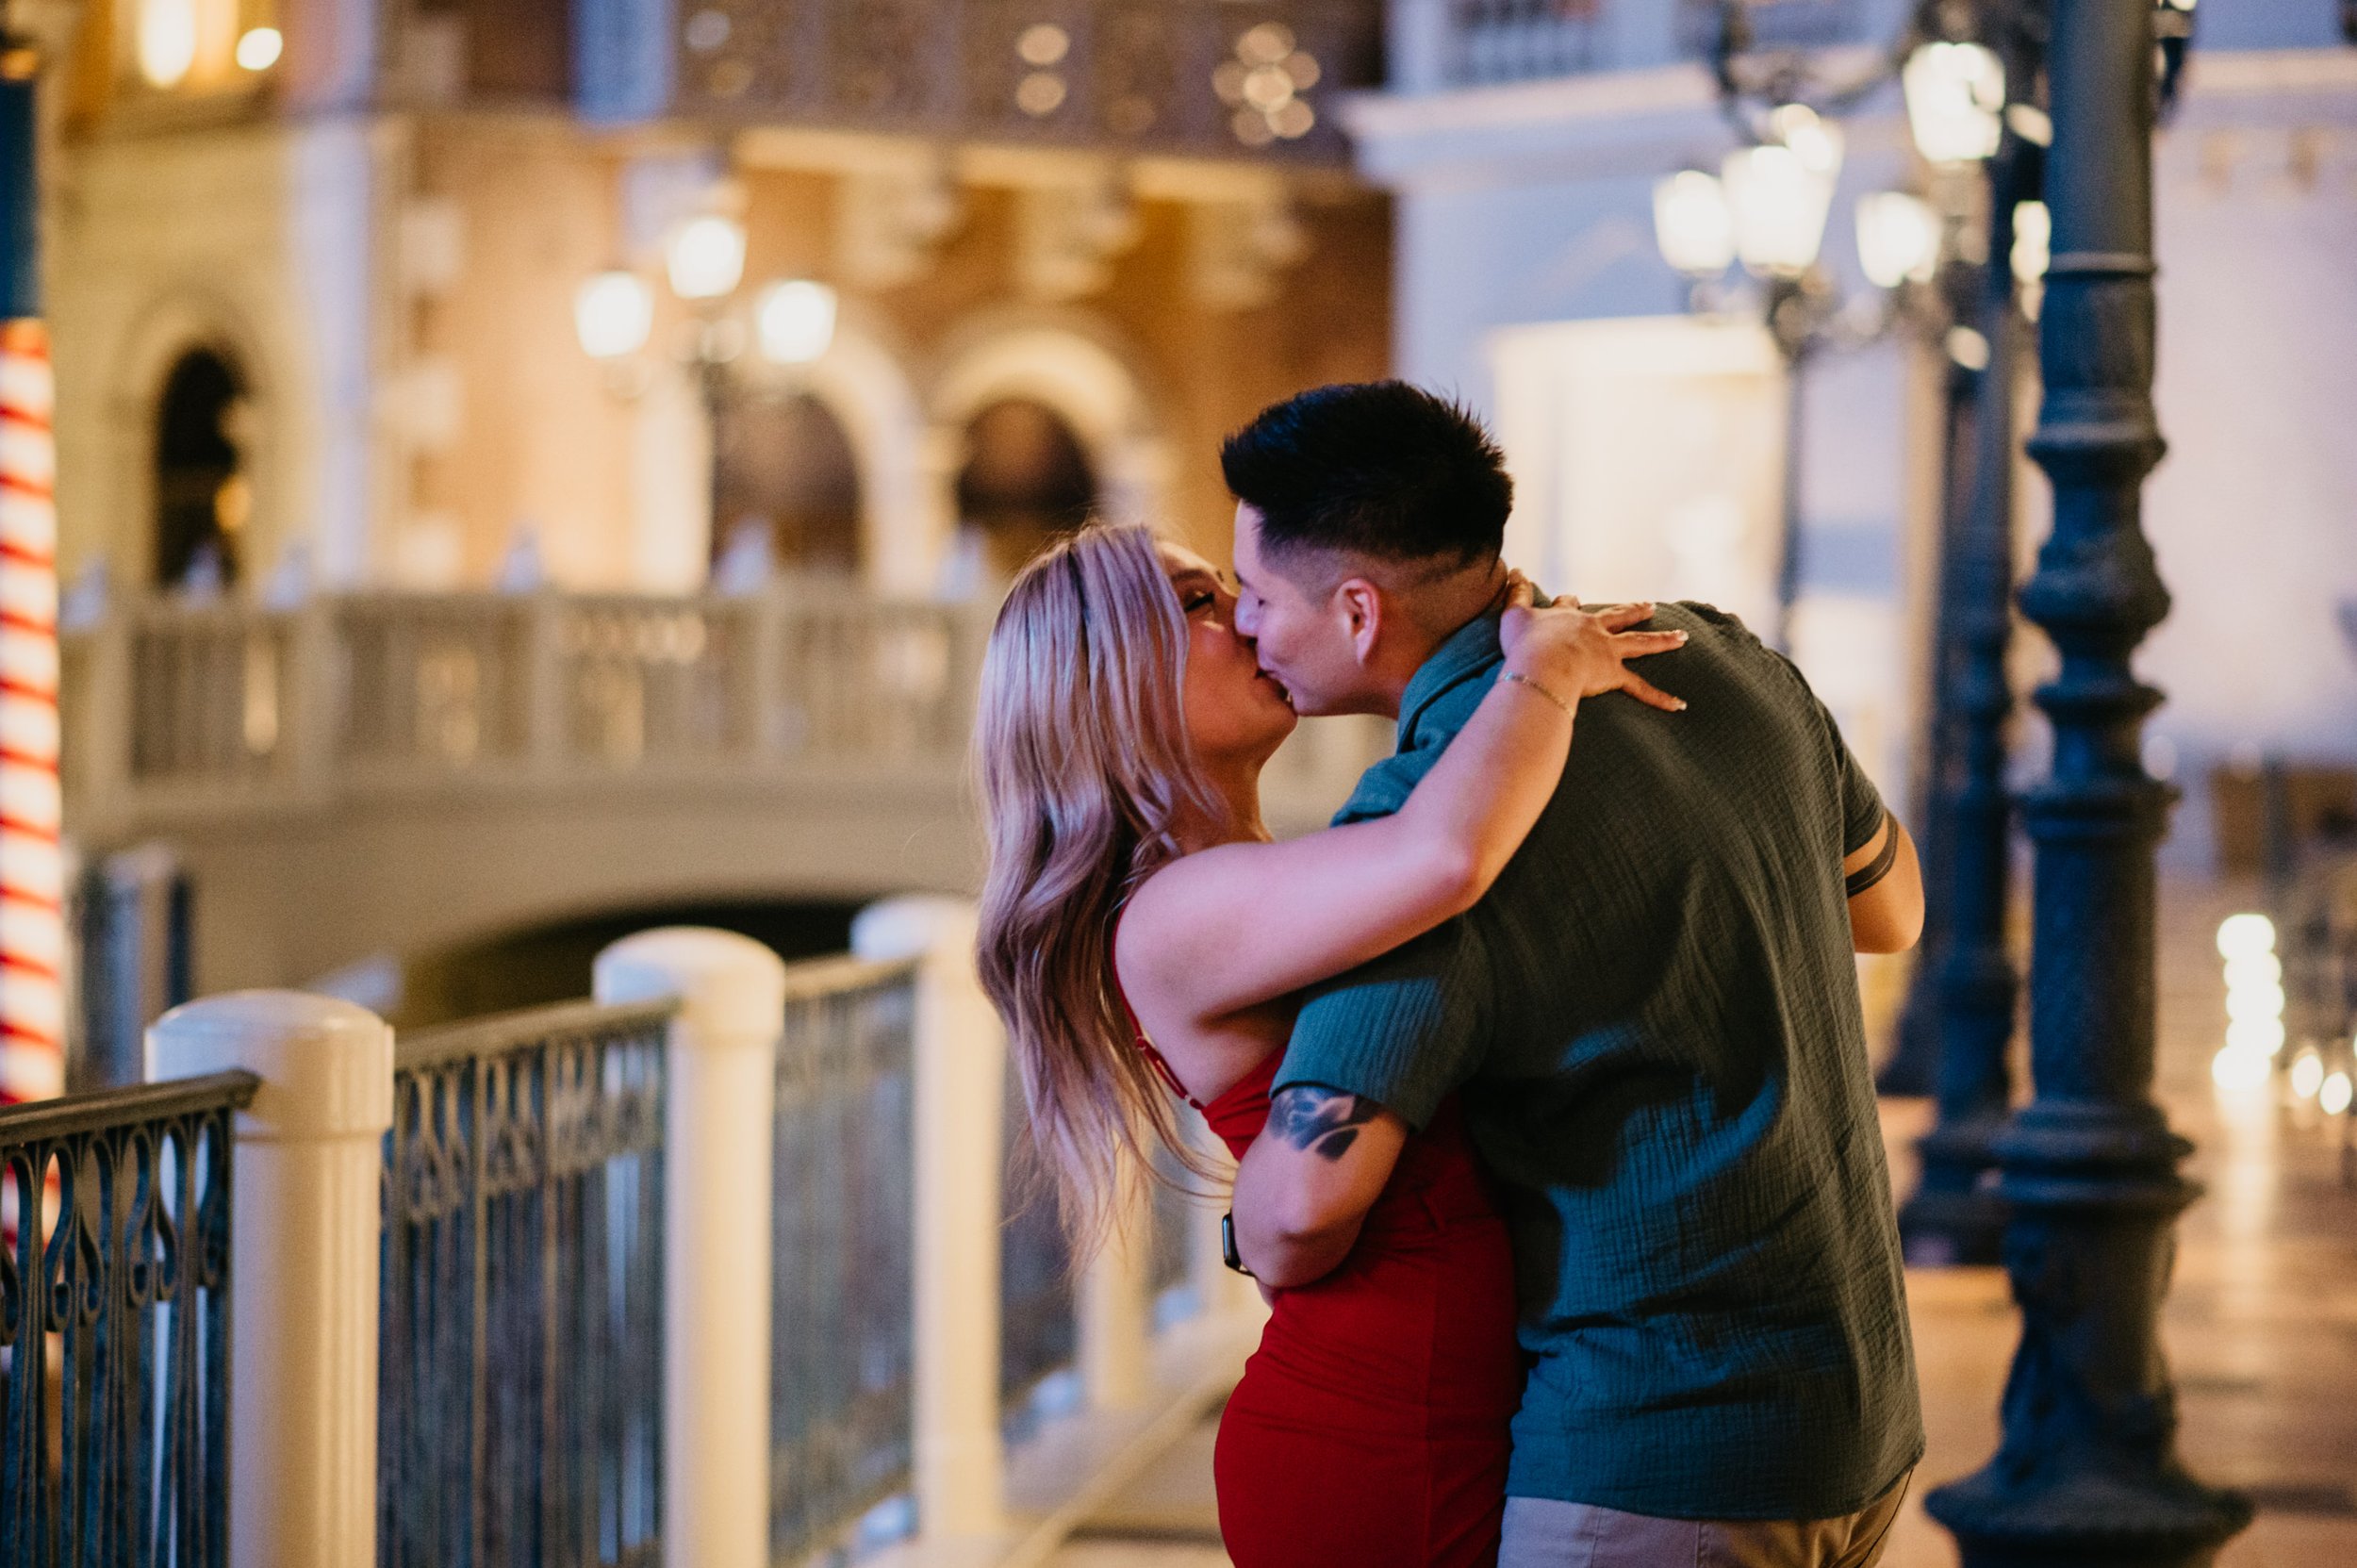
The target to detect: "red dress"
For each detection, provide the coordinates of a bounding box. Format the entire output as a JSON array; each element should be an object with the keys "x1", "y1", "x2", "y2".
[{"x1": 1143, "y1": 1040, "x2": 1523, "y2": 1567}]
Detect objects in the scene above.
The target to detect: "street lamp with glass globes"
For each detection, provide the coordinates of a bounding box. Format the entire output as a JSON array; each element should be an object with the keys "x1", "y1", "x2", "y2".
[
  {"x1": 573, "y1": 207, "x2": 840, "y2": 541},
  {"x1": 1650, "y1": 102, "x2": 1944, "y2": 647}
]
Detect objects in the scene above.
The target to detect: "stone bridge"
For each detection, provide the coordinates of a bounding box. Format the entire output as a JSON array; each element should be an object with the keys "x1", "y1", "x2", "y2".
[{"x1": 60, "y1": 584, "x2": 1385, "y2": 997}]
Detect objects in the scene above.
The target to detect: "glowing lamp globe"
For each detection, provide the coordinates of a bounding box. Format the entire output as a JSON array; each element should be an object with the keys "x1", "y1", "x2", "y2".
[
  {"x1": 1653, "y1": 172, "x2": 1736, "y2": 279},
  {"x1": 667, "y1": 215, "x2": 748, "y2": 303},
  {"x1": 1854, "y1": 191, "x2": 1940, "y2": 289},
  {"x1": 756, "y1": 280, "x2": 839, "y2": 365},
  {"x1": 1721, "y1": 144, "x2": 1836, "y2": 280},
  {"x1": 574, "y1": 272, "x2": 655, "y2": 361},
  {"x1": 1904, "y1": 42, "x2": 2006, "y2": 164}
]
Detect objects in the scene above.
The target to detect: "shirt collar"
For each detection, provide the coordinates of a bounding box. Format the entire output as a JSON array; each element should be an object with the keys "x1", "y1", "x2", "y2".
[{"x1": 1396, "y1": 609, "x2": 1506, "y2": 743}]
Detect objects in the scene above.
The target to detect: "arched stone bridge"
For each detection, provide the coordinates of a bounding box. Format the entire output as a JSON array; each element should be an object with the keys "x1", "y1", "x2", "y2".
[{"x1": 61, "y1": 586, "x2": 1385, "y2": 994}]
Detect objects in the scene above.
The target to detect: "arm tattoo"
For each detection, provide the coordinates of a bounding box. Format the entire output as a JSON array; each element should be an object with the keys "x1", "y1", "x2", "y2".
[{"x1": 1268, "y1": 1084, "x2": 1380, "y2": 1162}]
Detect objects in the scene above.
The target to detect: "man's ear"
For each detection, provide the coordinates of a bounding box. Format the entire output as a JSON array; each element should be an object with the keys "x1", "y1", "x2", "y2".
[{"x1": 1333, "y1": 578, "x2": 1384, "y2": 666}]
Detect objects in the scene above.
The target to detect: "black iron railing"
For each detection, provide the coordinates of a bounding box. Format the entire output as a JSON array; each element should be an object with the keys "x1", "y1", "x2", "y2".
[
  {"x1": 1, "y1": 1071, "x2": 255, "y2": 1567},
  {"x1": 378, "y1": 999, "x2": 671, "y2": 1568},
  {"x1": 769, "y1": 957, "x2": 919, "y2": 1558},
  {"x1": 999, "y1": 1062, "x2": 1077, "y2": 1415}
]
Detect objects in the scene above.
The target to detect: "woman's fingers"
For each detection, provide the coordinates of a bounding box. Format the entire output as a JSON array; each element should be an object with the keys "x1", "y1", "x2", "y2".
[
  {"x1": 1506, "y1": 577, "x2": 1538, "y2": 608},
  {"x1": 1613, "y1": 629, "x2": 1689, "y2": 656},
  {"x1": 1619, "y1": 674, "x2": 1689, "y2": 713},
  {"x1": 1592, "y1": 601, "x2": 1657, "y2": 632}
]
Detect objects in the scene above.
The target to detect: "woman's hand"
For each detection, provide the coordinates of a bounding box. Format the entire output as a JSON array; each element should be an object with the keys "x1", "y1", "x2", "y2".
[{"x1": 1499, "y1": 575, "x2": 1689, "y2": 715}]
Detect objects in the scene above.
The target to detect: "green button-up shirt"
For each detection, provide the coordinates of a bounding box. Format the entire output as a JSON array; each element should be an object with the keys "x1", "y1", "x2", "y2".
[{"x1": 1275, "y1": 601, "x2": 1923, "y2": 1521}]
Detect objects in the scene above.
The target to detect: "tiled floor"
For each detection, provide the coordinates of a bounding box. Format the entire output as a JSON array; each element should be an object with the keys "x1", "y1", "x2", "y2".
[{"x1": 1051, "y1": 878, "x2": 2357, "y2": 1566}]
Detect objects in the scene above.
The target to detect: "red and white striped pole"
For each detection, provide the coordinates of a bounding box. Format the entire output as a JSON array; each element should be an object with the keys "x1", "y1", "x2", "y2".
[{"x1": 0, "y1": 44, "x2": 63, "y2": 1108}]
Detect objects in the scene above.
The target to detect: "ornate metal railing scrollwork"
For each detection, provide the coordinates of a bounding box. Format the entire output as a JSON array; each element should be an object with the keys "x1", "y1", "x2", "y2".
[
  {"x1": 998, "y1": 1057, "x2": 1077, "y2": 1418},
  {"x1": 0, "y1": 1071, "x2": 255, "y2": 1568},
  {"x1": 378, "y1": 999, "x2": 672, "y2": 1568},
  {"x1": 768, "y1": 956, "x2": 919, "y2": 1558}
]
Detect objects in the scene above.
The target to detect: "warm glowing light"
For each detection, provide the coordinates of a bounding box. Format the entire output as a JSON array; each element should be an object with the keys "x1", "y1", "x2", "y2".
[
  {"x1": 1904, "y1": 41, "x2": 2006, "y2": 163},
  {"x1": 1722, "y1": 141, "x2": 1838, "y2": 280},
  {"x1": 138, "y1": 0, "x2": 199, "y2": 87},
  {"x1": 2323, "y1": 1071, "x2": 2353, "y2": 1115},
  {"x1": 667, "y1": 215, "x2": 747, "y2": 302},
  {"x1": 1854, "y1": 191, "x2": 1941, "y2": 289},
  {"x1": 2217, "y1": 913, "x2": 2277, "y2": 961},
  {"x1": 2226, "y1": 1017, "x2": 2286, "y2": 1057},
  {"x1": 2225, "y1": 982, "x2": 2285, "y2": 1024},
  {"x1": 755, "y1": 280, "x2": 837, "y2": 365},
  {"x1": 1770, "y1": 104, "x2": 1842, "y2": 174},
  {"x1": 1016, "y1": 24, "x2": 1070, "y2": 66},
  {"x1": 574, "y1": 272, "x2": 655, "y2": 360},
  {"x1": 1653, "y1": 171, "x2": 1735, "y2": 278},
  {"x1": 236, "y1": 26, "x2": 283, "y2": 71},
  {"x1": 2212, "y1": 1046, "x2": 2271, "y2": 1092},
  {"x1": 2223, "y1": 952, "x2": 2283, "y2": 990},
  {"x1": 2292, "y1": 1048, "x2": 2325, "y2": 1099},
  {"x1": 2011, "y1": 201, "x2": 2051, "y2": 285}
]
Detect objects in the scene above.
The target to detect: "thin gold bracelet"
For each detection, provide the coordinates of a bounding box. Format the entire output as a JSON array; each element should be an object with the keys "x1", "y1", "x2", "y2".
[{"x1": 1502, "y1": 668, "x2": 1576, "y2": 717}]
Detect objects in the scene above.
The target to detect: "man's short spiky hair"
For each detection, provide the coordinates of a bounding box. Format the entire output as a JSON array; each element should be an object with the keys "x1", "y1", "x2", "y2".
[{"x1": 1219, "y1": 382, "x2": 1512, "y2": 568}]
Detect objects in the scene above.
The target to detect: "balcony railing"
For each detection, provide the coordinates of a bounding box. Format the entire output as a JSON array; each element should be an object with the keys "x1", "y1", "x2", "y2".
[
  {"x1": 1394, "y1": 0, "x2": 1872, "y2": 91},
  {"x1": 575, "y1": 0, "x2": 1382, "y2": 164},
  {"x1": 59, "y1": 583, "x2": 1387, "y2": 843}
]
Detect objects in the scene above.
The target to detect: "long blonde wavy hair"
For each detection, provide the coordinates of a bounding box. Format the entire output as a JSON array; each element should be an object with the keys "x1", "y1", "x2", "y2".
[{"x1": 975, "y1": 523, "x2": 1228, "y2": 1257}]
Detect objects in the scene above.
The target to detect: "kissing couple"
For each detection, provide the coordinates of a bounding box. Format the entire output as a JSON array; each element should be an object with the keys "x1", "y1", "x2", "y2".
[{"x1": 975, "y1": 382, "x2": 1926, "y2": 1568}]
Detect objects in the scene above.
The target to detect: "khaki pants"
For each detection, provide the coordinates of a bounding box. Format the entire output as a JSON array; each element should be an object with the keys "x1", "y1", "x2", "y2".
[{"x1": 1497, "y1": 1471, "x2": 1910, "y2": 1568}]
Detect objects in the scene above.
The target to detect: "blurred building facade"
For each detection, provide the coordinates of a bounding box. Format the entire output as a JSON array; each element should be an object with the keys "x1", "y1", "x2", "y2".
[
  {"x1": 1351, "y1": 0, "x2": 2357, "y2": 870},
  {"x1": 48, "y1": 0, "x2": 1391, "y2": 601}
]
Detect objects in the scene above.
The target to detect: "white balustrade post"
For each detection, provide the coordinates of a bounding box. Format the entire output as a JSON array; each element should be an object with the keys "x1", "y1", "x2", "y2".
[
  {"x1": 594, "y1": 927, "x2": 787, "y2": 1568},
  {"x1": 852, "y1": 896, "x2": 1006, "y2": 1539},
  {"x1": 1389, "y1": 0, "x2": 1452, "y2": 93},
  {"x1": 1079, "y1": 1171, "x2": 1153, "y2": 1411},
  {"x1": 146, "y1": 991, "x2": 393, "y2": 1568}
]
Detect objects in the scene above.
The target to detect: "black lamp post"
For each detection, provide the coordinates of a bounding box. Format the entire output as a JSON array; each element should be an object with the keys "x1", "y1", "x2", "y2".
[
  {"x1": 1894, "y1": 1, "x2": 2051, "y2": 1263},
  {"x1": 1924, "y1": 0, "x2": 2251, "y2": 1561}
]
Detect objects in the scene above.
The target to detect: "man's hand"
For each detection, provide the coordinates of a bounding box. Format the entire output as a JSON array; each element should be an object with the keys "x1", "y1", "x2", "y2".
[
  {"x1": 1499, "y1": 577, "x2": 1689, "y2": 715},
  {"x1": 1229, "y1": 1083, "x2": 1409, "y2": 1288}
]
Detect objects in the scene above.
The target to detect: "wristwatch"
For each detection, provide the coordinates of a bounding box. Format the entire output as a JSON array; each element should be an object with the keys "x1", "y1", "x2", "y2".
[{"x1": 1220, "y1": 1212, "x2": 1255, "y2": 1278}]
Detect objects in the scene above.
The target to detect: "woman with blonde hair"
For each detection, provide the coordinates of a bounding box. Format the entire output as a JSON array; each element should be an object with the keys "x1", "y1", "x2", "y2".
[{"x1": 975, "y1": 521, "x2": 1682, "y2": 1566}]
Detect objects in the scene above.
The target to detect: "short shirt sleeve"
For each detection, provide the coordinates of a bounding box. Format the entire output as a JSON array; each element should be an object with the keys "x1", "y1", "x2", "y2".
[
  {"x1": 1829, "y1": 713, "x2": 1888, "y2": 857},
  {"x1": 1272, "y1": 918, "x2": 1491, "y2": 1131}
]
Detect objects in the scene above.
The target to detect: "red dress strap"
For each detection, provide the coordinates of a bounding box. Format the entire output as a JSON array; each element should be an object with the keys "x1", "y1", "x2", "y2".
[{"x1": 1110, "y1": 912, "x2": 1206, "y2": 1112}]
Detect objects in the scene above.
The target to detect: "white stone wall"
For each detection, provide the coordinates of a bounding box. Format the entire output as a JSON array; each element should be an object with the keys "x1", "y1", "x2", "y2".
[
  {"x1": 1353, "y1": 35, "x2": 2357, "y2": 871},
  {"x1": 49, "y1": 116, "x2": 394, "y2": 593}
]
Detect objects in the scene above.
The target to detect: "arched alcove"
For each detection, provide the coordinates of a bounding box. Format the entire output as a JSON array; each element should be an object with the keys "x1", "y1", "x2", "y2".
[
  {"x1": 153, "y1": 347, "x2": 253, "y2": 590},
  {"x1": 716, "y1": 389, "x2": 864, "y2": 573},
  {"x1": 954, "y1": 399, "x2": 1099, "y2": 578},
  {"x1": 927, "y1": 318, "x2": 1173, "y2": 593}
]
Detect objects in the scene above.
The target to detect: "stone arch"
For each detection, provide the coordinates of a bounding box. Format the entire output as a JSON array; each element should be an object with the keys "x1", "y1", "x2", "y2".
[
  {"x1": 734, "y1": 318, "x2": 932, "y2": 597},
  {"x1": 101, "y1": 289, "x2": 283, "y2": 600},
  {"x1": 925, "y1": 314, "x2": 1174, "y2": 588}
]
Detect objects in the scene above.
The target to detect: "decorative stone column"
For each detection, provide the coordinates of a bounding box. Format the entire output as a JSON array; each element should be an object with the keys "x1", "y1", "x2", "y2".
[
  {"x1": 1925, "y1": 3, "x2": 2251, "y2": 1563},
  {"x1": 596, "y1": 927, "x2": 788, "y2": 1568},
  {"x1": 148, "y1": 991, "x2": 393, "y2": 1568}
]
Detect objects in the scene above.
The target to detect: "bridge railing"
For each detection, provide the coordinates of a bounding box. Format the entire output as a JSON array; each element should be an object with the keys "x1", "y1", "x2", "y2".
[
  {"x1": 0, "y1": 1070, "x2": 255, "y2": 1567},
  {"x1": 378, "y1": 998, "x2": 672, "y2": 1568},
  {"x1": 18, "y1": 896, "x2": 1244, "y2": 1563}
]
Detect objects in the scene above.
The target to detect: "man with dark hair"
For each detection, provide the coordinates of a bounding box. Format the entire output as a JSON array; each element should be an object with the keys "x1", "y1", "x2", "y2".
[{"x1": 1222, "y1": 381, "x2": 1926, "y2": 1567}]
